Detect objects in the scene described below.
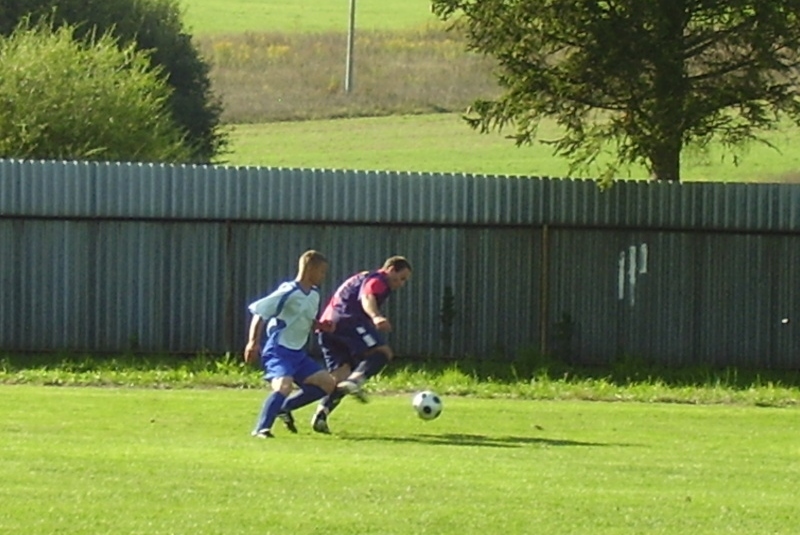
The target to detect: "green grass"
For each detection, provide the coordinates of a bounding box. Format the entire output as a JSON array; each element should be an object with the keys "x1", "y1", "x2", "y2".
[
  {"x1": 181, "y1": 0, "x2": 440, "y2": 35},
  {"x1": 2, "y1": 384, "x2": 799, "y2": 534},
  {"x1": 223, "y1": 114, "x2": 800, "y2": 182},
  {"x1": 182, "y1": 3, "x2": 800, "y2": 182}
]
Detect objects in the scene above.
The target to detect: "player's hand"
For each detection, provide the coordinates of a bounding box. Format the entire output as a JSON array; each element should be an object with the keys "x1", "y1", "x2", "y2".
[
  {"x1": 315, "y1": 319, "x2": 336, "y2": 333},
  {"x1": 243, "y1": 341, "x2": 260, "y2": 365},
  {"x1": 372, "y1": 315, "x2": 392, "y2": 332}
]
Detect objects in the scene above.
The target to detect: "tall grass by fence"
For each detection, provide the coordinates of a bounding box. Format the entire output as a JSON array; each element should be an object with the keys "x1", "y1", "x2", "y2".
[{"x1": 195, "y1": 26, "x2": 500, "y2": 123}]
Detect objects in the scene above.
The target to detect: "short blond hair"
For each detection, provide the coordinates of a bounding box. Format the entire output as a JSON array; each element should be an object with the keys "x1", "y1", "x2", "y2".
[{"x1": 298, "y1": 250, "x2": 328, "y2": 271}]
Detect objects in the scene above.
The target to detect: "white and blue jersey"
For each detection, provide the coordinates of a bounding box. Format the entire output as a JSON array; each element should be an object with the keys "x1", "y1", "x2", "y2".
[{"x1": 248, "y1": 281, "x2": 321, "y2": 353}]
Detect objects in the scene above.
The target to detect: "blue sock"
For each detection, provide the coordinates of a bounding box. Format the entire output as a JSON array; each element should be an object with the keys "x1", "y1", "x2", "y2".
[
  {"x1": 282, "y1": 385, "x2": 327, "y2": 413},
  {"x1": 254, "y1": 391, "x2": 286, "y2": 433}
]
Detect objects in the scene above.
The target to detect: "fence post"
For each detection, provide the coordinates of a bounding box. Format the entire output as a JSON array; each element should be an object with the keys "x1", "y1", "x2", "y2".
[{"x1": 539, "y1": 224, "x2": 549, "y2": 356}]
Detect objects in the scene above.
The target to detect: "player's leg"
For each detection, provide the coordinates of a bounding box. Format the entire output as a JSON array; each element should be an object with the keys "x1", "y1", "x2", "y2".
[
  {"x1": 311, "y1": 364, "x2": 351, "y2": 434},
  {"x1": 252, "y1": 375, "x2": 294, "y2": 438},
  {"x1": 312, "y1": 331, "x2": 353, "y2": 421},
  {"x1": 338, "y1": 344, "x2": 393, "y2": 395},
  {"x1": 277, "y1": 358, "x2": 336, "y2": 433},
  {"x1": 334, "y1": 323, "x2": 390, "y2": 401}
]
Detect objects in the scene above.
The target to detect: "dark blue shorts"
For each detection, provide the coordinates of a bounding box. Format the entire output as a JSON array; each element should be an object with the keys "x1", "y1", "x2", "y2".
[
  {"x1": 261, "y1": 344, "x2": 323, "y2": 383},
  {"x1": 317, "y1": 323, "x2": 386, "y2": 372}
]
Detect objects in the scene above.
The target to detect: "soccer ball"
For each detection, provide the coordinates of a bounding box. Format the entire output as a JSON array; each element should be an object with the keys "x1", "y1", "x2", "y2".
[{"x1": 412, "y1": 390, "x2": 443, "y2": 420}]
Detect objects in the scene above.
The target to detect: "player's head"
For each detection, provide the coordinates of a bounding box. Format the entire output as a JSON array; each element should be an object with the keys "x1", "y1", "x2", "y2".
[
  {"x1": 298, "y1": 250, "x2": 328, "y2": 286},
  {"x1": 381, "y1": 255, "x2": 412, "y2": 290}
]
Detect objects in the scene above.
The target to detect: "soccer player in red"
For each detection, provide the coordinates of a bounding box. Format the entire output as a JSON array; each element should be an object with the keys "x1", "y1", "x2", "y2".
[{"x1": 303, "y1": 255, "x2": 412, "y2": 434}]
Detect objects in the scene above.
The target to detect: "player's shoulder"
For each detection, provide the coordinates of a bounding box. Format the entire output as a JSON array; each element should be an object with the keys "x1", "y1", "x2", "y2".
[
  {"x1": 348, "y1": 270, "x2": 369, "y2": 281},
  {"x1": 287, "y1": 281, "x2": 321, "y2": 299},
  {"x1": 363, "y1": 271, "x2": 389, "y2": 288},
  {"x1": 273, "y1": 280, "x2": 298, "y2": 294}
]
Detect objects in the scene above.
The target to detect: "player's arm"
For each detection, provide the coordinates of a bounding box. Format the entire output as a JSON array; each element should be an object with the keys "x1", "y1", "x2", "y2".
[
  {"x1": 243, "y1": 315, "x2": 264, "y2": 364},
  {"x1": 314, "y1": 318, "x2": 335, "y2": 333},
  {"x1": 313, "y1": 292, "x2": 336, "y2": 333},
  {"x1": 361, "y1": 292, "x2": 392, "y2": 332},
  {"x1": 243, "y1": 285, "x2": 289, "y2": 364}
]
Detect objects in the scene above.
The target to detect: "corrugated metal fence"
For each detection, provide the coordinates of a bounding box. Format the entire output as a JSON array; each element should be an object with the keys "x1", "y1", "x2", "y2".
[{"x1": 1, "y1": 159, "x2": 798, "y2": 368}]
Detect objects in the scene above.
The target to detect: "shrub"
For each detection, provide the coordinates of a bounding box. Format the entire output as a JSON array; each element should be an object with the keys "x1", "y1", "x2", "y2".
[
  {"x1": 0, "y1": 0, "x2": 227, "y2": 163},
  {"x1": 0, "y1": 21, "x2": 192, "y2": 163}
]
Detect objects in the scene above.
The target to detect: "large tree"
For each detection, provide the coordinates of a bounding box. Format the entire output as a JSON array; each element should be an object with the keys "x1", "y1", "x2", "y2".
[
  {"x1": 0, "y1": 22, "x2": 192, "y2": 163},
  {"x1": 0, "y1": 0, "x2": 226, "y2": 163},
  {"x1": 431, "y1": 0, "x2": 800, "y2": 182}
]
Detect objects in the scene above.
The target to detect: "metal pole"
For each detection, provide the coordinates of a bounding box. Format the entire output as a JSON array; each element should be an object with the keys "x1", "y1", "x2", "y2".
[{"x1": 345, "y1": 0, "x2": 356, "y2": 93}]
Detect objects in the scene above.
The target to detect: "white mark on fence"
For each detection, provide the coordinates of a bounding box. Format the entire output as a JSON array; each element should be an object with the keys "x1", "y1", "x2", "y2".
[
  {"x1": 618, "y1": 243, "x2": 648, "y2": 307},
  {"x1": 639, "y1": 243, "x2": 648, "y2": 274},
  {"x1": 628, "y1": 246, "x2": 638, "y2": 306}
]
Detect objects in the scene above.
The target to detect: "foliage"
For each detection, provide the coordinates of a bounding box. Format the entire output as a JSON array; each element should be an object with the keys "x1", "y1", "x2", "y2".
[
  {"x1": 0, "y1": 21, "x2": 191, "y2": 162},
  {"x1": 0, "y1": 0, "x2": 227, "y2": 163},
  {"x1": 431, "y1": 0, "x2": 800, "y2": 183},
  {"x1": 2, "y1": 352, "x2": 799, "y2": 407}
]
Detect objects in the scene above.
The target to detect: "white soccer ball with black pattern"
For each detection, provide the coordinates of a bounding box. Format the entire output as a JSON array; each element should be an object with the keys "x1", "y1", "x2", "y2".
[{"x1": 412, "y1": 390, "x2": 443, "y2": 420}]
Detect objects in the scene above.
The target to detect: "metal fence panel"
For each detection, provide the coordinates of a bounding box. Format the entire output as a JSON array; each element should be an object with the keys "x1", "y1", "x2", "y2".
[
  {"x1": 2, "y1": 159, "x2": 800, "y2": 366},
  {"x1": 691, "y1": 233, "x2": 799, "y2": 367},
  {"x1": 230, "y1": 224, "x2": 538, "y2": 358},
  {"x1": 4, "y1": 159, "x2": 800, "y2": 232}
]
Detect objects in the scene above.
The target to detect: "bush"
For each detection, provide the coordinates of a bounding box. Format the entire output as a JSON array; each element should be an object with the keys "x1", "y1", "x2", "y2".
[
  {"x1": 0, "y1": 21, "x2": 192, "y2": 162},
  {"x1": 0, "y1": 0, "x2": 227, "y2": 163}
]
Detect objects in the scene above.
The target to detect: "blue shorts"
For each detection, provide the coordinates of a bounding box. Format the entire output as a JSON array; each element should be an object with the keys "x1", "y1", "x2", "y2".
[
  {"x1": 261, "y1": 344, "x2": 324, "y2": 383},
  {"x1": 318, "y1": 323, "x2": 386, "y2": 372}
]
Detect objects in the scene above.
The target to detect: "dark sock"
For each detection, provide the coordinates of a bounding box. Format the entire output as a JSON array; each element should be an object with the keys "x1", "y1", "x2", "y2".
[
  {"x1": 254, "y1": 391, "x2": 286, "y2": 433},
  {"x1": 317, "y1": 391, "x2": 344, "y2": 417},
  {"x1": 354, "y1": 352, "x2": 389, "y2": 380},
  {"x1": 282, "y1": 385, "x2": 327, "y2": 413}
]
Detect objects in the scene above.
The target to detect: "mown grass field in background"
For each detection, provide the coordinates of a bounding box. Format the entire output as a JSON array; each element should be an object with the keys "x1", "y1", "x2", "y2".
[
  {"x1": 181, "y1": 0, "x2": 438, "y2": 35},
  {"x1": 224, "y1": 114, "x2": 800, "y2": 182},
  {"x1": 182, "y1": 0, "x2": 800, "y2": 182},
  {"x1": 2, "y1": 384, "x2": 799, "y2": 534}
]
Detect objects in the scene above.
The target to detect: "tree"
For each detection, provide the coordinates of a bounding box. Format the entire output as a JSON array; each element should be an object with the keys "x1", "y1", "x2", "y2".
[
  {"x1": 0, "y1": 22, "x2": 192, "y2": 163},
  {"x1": 0, "y1": 0, "x2": 226, "y2": 163},
  {"x1": 431, "y1": 0, "x2": 800, "y2": 182}
]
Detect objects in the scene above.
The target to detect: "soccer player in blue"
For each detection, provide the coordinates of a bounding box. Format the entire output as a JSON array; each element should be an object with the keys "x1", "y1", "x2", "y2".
[
  {"x1": 243, "y1": 250, "x2": 336, "y2": 439},
  {"x1": 308, "y1": 255, "x2": 412, "y2": 434}
]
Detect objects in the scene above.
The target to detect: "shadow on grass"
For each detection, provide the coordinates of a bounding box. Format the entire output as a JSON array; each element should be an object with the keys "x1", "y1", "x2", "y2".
[{"x1": 337, "y1": 431, "x2": 633, "y2": 448}]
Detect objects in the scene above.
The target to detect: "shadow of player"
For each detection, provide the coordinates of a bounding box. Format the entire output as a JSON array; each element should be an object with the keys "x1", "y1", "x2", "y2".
[{"x1": 337, "y1": 432, "x2": 635, "y2": 449}]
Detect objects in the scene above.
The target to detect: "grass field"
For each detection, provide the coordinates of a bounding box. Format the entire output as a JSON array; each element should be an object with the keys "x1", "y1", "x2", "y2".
[
  {"x1": 2, "y1": 384, "x2": 799, "y2": 534},
  {"x1": 223, "y1": 114, "x2": 800, "y2": 182},
  {"x1": 180, "y1": 0, "x2": 800, "y2": 182},
  {"x1": 5, "y1": 353, "x2": 800, "y2": 406},
  {"x1": 181, "y1": 0, "x2": 439, "y2": 35}
]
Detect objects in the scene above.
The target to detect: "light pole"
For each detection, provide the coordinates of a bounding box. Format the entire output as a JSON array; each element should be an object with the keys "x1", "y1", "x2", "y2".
[{"x1": 345, "y1": 0, "x2": 356, "y2": 93}]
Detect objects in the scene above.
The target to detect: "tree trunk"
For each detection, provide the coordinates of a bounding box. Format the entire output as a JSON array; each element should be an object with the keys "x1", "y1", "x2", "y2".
[
  {"x1": 650, "y1": 0, "x2": 687, "y2": 182},
  {"x1": 650, "y1": 142, "x2": 681, "y2": 182}
]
